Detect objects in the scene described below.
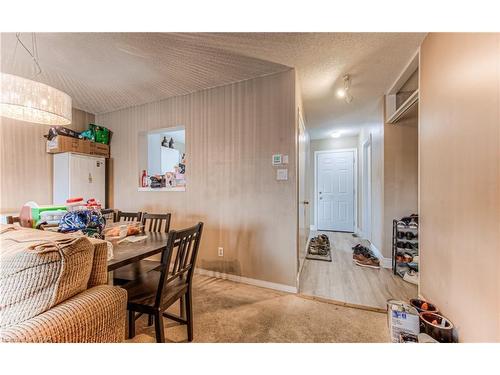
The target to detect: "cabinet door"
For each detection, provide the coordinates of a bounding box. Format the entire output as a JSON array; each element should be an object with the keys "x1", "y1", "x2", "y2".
[
  {"x1": 69, "y1": 154, "x2": 105, "y2": 204},
  {"x1": 69, "y1": 154, "x2": 91, "y2": 201},
  {"x1": 87, "y1": 157, "x2": 105, "y2": 204}
]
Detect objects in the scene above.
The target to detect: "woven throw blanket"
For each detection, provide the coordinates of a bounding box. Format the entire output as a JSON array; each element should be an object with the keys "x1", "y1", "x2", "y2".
[{"x1": 0, "y1": 225, "x2": 94, "y2": 328}]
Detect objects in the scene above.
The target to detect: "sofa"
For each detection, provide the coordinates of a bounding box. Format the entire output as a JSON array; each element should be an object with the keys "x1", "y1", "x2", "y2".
[{"x1": 0, "y1": 224, "x2": 127, "y2": 343}]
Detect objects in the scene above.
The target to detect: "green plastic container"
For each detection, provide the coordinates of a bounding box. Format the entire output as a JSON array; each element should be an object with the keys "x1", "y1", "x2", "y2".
[
  {"x1": 31, "y1": 206, "x2": 67, "y2": 228},
  {"x1": 89, "y1": 124, "x2": 110, "y2": 145}
]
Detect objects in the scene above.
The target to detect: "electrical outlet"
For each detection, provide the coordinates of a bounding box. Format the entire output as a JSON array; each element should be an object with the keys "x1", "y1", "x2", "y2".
[{"x1": 218, "y1": 247, "x2": 224, "y2": 257}]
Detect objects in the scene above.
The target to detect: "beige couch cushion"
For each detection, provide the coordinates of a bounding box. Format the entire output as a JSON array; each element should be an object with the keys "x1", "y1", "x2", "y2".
[{"x1": 0, "y1": 225, "x2": 95, "y2": 328}]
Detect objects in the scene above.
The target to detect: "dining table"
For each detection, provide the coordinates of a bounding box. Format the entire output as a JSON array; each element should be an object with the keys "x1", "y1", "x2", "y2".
[{"x1": 107, "y1": 232, "x2": 168, "y2": 273}]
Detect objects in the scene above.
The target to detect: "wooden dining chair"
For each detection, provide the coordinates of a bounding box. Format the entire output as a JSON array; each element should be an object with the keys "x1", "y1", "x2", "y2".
[
  {"x1": 113, "y1": 212, "x2": 172, "y2": 285},
  {"x1": 115, "y1": 211, "x2": 143, "y2": 222},
  {"x1": 123, "y1": 222, "x2": 204, "y2": 343},
  {"x1": 141, "y1": 213, "x2": 171, "y2": 233},
  {"x1": 6, "y1": 216, "x2": 20, "y2": 225},
  {"x1": 101, "y1": 208, "x2": 115, "y2": 223}
]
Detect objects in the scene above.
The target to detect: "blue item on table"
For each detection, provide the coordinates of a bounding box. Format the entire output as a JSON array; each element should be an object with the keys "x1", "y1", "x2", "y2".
[{"x1": 59, "y1": 209, "x2": 105, "y2": 237}]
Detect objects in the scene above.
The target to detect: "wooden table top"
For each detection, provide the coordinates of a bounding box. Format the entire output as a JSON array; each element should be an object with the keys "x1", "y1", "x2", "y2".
[{"x1": 107, "y1": 232, "x2": 168, "y2": 271}]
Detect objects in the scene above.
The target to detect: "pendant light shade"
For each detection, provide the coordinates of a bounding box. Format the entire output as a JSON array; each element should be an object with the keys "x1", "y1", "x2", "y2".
[{"x1": 1, "y1": 73, "x2": 72, "y2": 125}]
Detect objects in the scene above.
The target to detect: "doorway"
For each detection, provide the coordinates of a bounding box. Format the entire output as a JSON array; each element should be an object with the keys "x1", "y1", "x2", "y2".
[{"x1": 315, "y1": 149, "x2": 356, "y2": 232}]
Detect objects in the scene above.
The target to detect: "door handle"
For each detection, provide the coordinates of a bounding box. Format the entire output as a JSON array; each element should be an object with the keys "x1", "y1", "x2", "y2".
[{"x1": 302, "y1": 201, "x2": 309, "y2": 205}]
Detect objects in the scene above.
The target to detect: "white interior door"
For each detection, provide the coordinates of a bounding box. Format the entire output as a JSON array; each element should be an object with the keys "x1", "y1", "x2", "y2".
[{"x1": 317, "y1": 150, "x2": 355, "y2": 232}]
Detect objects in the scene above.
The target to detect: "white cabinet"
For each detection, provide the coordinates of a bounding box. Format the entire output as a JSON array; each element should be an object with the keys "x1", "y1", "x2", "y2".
[{"x1": 53, "y1": 152, "x2": 106, "y2": 205}]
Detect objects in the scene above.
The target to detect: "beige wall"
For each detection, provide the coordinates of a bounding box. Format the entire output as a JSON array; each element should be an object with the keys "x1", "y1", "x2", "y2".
[
  {"x1": 309, "y1": 136, "x2": 359, "y2": 228},
  {"x1": 97, "y1": 70, "x2": 298, "y2": 288},
  {"x1": 420, "y1": 33, "x2": 500, "y2": 342},
  {"x1": 0, "y1": 108, "x2": 94, "y2": 213},
  {"x1": 383, "y1": 112, "x2": 419, "y2": 258}
]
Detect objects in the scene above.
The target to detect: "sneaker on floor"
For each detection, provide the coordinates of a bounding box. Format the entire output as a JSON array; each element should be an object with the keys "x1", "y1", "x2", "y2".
[
  {"x1": 354, "y1": 257, "x2": 380, "y2": 269},
  {"x1": 403, "y1": 270, "x2": 419, "y2": 285}
]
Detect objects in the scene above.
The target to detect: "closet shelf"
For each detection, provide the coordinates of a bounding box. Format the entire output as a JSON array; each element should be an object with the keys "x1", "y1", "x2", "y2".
[{"x1": 386, "y1": 90, "x2": 419, "y2": 124}]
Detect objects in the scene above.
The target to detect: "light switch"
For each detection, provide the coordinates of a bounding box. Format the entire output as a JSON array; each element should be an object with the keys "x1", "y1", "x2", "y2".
[
  {"x1": 282, "y1": 155, "x2": 289, "y2": 164},
  {"x1": 276, "y1": 168, "x2": 288, "y2": 181}
]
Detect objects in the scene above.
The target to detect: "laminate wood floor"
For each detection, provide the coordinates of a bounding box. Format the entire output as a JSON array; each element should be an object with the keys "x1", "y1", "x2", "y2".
[{"x1": 299, "y1": 231, "x2": 417, "y2": 311}]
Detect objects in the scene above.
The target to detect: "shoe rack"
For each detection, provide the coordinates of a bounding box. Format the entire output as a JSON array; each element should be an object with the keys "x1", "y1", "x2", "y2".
[{"x1": 392, "y1": 216, "x2": 419, "y2": 277}]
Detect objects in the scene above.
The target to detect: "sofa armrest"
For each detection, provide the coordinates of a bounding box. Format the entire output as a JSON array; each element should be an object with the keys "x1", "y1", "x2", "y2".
[
  {"x1": 0, "y1": 285, "x2": 127, "y2": 343},
  {"x1": 87, "y1": 238, "x2": 110, "y2": 287}
]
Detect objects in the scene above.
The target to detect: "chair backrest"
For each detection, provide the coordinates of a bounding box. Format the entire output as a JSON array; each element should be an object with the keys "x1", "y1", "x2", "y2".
[
  {"x1": 116, "y1": 211, "x2": 142, "y2": 222},
  {"x1": 100, "y1": 209, "x2": 115, "y2": 223},
  {"x1": 141, "y1": 213, "x2": 171, "y2": 233},
  {"x1": 155, "y1": 222, "x2": 204, "y2": 307},
  {"x1": 6, "y1": 216, "x2": 20, "y2": 225}
]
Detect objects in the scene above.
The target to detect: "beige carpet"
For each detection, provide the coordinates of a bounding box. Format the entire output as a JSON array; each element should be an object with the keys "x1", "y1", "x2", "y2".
[{"x1": 132, "y1": 275, "x2": 390, "y2": 343}]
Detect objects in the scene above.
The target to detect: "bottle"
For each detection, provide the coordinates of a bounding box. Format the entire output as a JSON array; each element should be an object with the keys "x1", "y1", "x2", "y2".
[
  {"x1": 141, "y1": 170, "x2": 148, "y2": 187},
  {"x1": 161, "y1": 136, "x2": 168, "y2": 147}
]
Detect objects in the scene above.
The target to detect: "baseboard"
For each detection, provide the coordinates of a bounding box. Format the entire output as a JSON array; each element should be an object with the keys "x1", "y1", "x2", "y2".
[
  {"x1": 369, "y1": 243, "x2": 392, "y2": 269},
  {"x1": 310, "y1": 225, "x2": 317, "y2": 231},
  {"x1": 354, "y1": 227, "x2": 364, "y2": 238},
  {"x1": 380, "y1": 257, "x2": 392, "y2": 269},
  {"x1": 195, "y1": 268, "x2": 298, "y2": 294}
]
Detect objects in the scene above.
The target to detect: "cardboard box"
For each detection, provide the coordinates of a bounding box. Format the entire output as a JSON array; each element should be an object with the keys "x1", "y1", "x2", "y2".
[
  {"x1": 89, "y1": 141, "x2": 110, "y2": 158},
  {"x1": 46, "y1": 135, "x2": 91, "y2": 154},
  {"x1": 47, "y1": 135, "x2": 110, "y2": 158}
]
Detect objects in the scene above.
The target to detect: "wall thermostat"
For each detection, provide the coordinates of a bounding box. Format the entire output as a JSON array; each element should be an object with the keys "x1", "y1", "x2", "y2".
[{"x1": 272, "y1": 154, "x2": 282, "y2": 165}]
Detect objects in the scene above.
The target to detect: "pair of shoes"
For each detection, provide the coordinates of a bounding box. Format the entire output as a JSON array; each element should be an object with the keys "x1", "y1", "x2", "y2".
[
  {"x1": 310, "y1": 234, "x2": 329, "y2": 247},
  {"x1": 309, "y1": 234, "x2": 330, "y2": 256},
  {"x1": 406, "y1": 231, "x2": 417, "y2": 240},
  {"x1": 352, "y1": 244, "x2": 372, "y2": 255},
  {"x1": 354, "y1": 256, "x2": 380, "y2": 269},
  {"x1": 407, "y1": 262, "x2": 419, "y2": 271},
  {"x1": 403, "y1": 270, "x2": 419, "y2": 285}
]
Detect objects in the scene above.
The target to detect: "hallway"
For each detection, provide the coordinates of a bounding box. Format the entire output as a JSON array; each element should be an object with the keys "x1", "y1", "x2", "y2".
[{"x1": 299, "y1": 231, "x2": 417, "y2": 310}]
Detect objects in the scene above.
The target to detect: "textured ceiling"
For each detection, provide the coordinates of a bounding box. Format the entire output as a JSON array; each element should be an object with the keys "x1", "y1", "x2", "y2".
[
  {"x1": 0, "y1": 33, "x2": 290, "y2": 114},
  {"x1": 180, "y1": 33, "x2": 426, "y2": 138},
  {"x1": 1, "y1": 32, "x2": 426, "y2": 138}
]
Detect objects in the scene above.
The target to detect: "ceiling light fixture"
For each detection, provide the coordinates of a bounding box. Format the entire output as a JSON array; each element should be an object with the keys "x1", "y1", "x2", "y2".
[
  {"x1": 0, "y1": 33, "x2": 72, "y2": 125},
  {"x1": 337, "y1": 74, "x2": 353, "y2": 104},
  {"x1": 331, "y1": 132, "x2": 341, "y2": 138}
]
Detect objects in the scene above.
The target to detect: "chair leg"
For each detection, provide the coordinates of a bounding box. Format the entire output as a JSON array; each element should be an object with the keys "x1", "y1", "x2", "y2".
[
  {"x1": 180, "y1": 296, "x2": 186, "y2": 319},
  {"x1": 154, "y1": 311, "x2": 165, "y2": 343},
  {"x1": 148, "y1": 314, "x2": 153, "y2": 326},
  {"x1": 128, "y1": 310, "x2": 135, "y2": 339},
  {"x1": 186, "y1": 290, "x2": 193, "y2": 342}
]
